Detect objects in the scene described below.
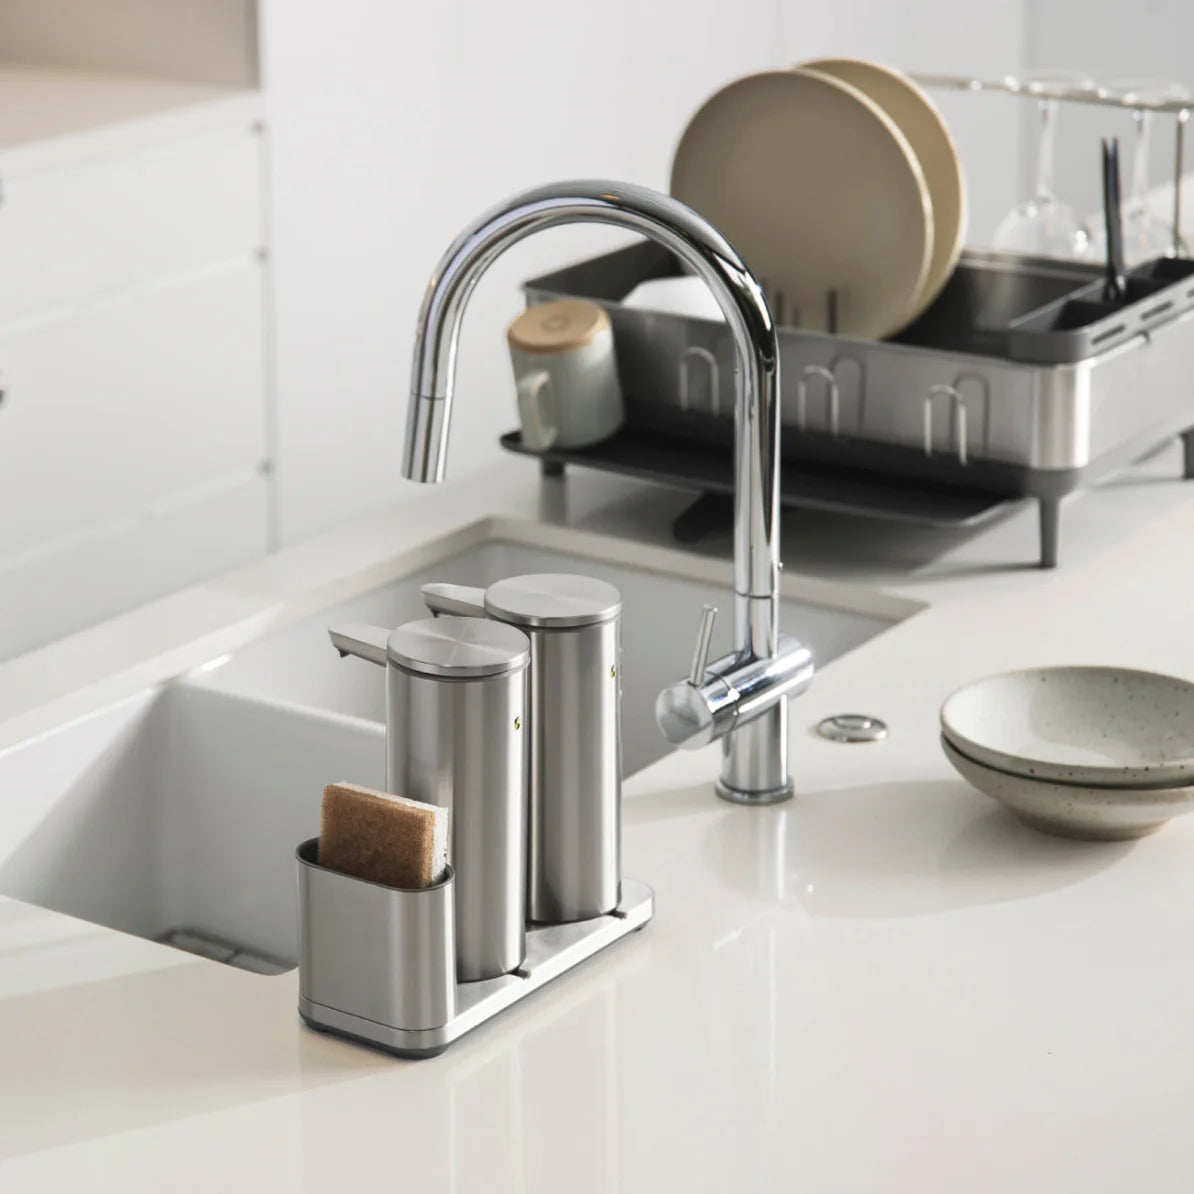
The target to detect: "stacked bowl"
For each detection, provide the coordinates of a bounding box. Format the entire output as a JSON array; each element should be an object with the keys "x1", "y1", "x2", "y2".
[{"x1": 940, "y1": 666, "x2": 1194, "y2": 840}]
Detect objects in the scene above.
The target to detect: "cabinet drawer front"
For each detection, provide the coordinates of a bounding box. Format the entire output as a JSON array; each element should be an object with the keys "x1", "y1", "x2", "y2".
[
  {"x1": 0, "y1": 126, "x2": 262, "y2": 323},
  {"x1": 0, "y1": 473, "x2": 268, "y2": 662},
  {"x1": 0, "y1": 261, "x2": 266, "y2": 560}
]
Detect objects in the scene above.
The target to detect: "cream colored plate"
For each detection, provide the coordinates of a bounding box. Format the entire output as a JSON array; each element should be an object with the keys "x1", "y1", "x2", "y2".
[
  {"x1": 670, "y1": 68, "x2": 932, "y2": 338},
  {"x1": 803, "y1": 57, "x2": 965, "y2": 319}
]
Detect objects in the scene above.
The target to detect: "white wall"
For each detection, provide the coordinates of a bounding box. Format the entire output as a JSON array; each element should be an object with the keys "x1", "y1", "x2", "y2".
[{"x1": 261, "y1": 0, "x2": 1029, "y2": 545}]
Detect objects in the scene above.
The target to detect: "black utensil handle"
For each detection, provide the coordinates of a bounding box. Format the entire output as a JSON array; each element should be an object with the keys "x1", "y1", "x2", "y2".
[{"x1": 1103, "y1": 137, "x2": 1127, "y2": 302}]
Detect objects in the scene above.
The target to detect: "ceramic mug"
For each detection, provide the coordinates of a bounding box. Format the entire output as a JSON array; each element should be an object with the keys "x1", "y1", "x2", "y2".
[{"x1": 506, "y1": 299, "x2": 624, "y2": 451}]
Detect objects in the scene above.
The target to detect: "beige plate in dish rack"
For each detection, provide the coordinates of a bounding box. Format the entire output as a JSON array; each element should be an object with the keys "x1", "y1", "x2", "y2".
[
  {"x1": 670, "y1": 67, "x2": 933, "y2": 339},
  {"x1": 803, "y1": 57, "x2": 966, "y2": 320}
]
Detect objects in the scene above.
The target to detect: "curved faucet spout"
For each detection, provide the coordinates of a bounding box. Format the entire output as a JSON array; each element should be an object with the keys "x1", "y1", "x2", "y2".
[{"x1": 401, "y1": 180, "x2": 804, "y2": 803}]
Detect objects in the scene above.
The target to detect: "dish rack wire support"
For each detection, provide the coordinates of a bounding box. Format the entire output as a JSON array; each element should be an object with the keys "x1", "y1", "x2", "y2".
[{"x1": 911, "y1": 72, "x2": 1191, "y2": 257}]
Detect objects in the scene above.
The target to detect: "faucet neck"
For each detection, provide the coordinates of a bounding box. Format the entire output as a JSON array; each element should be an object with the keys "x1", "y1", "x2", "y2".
[{"x1": 401, "y1": 180, "x2": 782, "y2": 660}]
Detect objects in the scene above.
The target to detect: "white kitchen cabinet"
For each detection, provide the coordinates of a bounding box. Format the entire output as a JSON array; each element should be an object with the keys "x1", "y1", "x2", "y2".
[
  {"x1": 0, "y1": 470, "x2": 267, "y2": 664},
  {"x1": 0, "y1": 125, "x2": 263, "y2": 325},
  {"x1": 0, "y1": 77, "x2": 270, "y2": 661},
  {"x1": 0, "y1": 262, "x2": 267, "y2": 561}
]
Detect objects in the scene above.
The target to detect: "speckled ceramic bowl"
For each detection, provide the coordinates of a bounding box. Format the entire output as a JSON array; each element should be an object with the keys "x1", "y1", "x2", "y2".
[
  {"x1": 941, "y1": 735, "x2": 1194, "y2": 840},
  {"x1": 940, "y1": 666, "x2": 1194, "y2": 788}
]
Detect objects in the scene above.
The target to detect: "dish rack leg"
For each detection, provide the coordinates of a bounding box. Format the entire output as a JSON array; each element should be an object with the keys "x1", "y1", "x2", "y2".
[
  {"x1": 541, "y1": 459, "x2": 565, "y2": 479},
  {"x1": 1039, "y1": 498, "x2": 1060, "y2": 569},
  {"x1": 1181, "y1": 428, "x2": 1194, "y2": 480}
]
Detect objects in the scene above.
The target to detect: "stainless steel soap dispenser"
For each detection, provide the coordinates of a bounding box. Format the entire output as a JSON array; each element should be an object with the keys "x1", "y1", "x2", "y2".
[
  {"x1": 422, "y1": 573, "x2": 622, "y2": 923},
  {"x1": 329, "y1": 615, "x2": 530, "y2": 981}
]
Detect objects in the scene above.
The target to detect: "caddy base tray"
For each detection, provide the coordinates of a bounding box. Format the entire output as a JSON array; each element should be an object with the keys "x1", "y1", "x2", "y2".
[{"x1": 299, "y1": 878, "x2": 654, "y2": 1059}]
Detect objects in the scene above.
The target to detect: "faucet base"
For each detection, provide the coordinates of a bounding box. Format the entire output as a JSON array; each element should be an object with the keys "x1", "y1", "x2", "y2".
[
  {"x1": 715, "y1": 777, "x2": 794, "y2": 806},
  {"x1": 713, "y1": 695, "x2": 798, "y2": 807}
]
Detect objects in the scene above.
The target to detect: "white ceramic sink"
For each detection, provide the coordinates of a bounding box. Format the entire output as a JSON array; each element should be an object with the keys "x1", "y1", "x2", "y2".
[
  {"x1": 192, "y1": 533, "x2": 909, "y2": 775},
  {"x1": 0, "y1": 683, "x2": 382, "y2": 971},
  {"x1": 0, "y1": 525, "x2": 913, "y2": 971}
]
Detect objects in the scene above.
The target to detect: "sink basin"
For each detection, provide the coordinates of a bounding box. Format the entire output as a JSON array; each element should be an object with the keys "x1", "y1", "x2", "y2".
[
  {"x1": 0, "y1": 523, "x2": 913, "y2": 972},
  {"x1": 0, "y1": 683, "x2": 382, "y2": 971},
  {"x1": 192, "y1": 531, "x2": 910, "y2": 775}
]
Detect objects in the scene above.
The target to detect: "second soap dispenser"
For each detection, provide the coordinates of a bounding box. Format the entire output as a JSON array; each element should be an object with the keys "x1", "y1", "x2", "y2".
[{"x1": 422, "y1": 574, "x2": 622, "y2": 923}]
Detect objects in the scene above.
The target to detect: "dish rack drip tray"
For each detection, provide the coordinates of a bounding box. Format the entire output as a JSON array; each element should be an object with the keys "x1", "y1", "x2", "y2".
[{"x1": 501, "y1": 428, "x2": 1013, "y2": 540}]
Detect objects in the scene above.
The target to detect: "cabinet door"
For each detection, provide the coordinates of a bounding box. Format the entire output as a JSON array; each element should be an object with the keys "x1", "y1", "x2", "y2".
[
  {"x1": 0, "y1": 126, "x2": 263, "y2": 324},
  {"x1": 0, "y1": 471, "x2": 268, "y2": 662},
  {"x1": 0, "y1": 261, "x2": 269, "y2": 658},
  {"x1": 0, "y1": 261, "x2": 267, "y2": 560}
]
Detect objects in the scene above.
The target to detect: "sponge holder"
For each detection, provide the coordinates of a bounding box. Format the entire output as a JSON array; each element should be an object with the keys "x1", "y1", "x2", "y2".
[{"x1": 296, "y1": 839, "x2": 653, "y2": 1059}]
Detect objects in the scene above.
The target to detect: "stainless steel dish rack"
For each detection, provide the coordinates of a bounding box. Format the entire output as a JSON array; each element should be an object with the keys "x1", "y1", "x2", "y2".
[
  {"x1": 498, "y1": 73, "x2": 1194, "y2": 567},
  {"x1": 503, "y1": 241, "x2": 1194, "y2": 567}
]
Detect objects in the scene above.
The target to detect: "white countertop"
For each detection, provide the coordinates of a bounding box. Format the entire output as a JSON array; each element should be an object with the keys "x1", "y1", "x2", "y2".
[{"x1": 3, "y1": 441, "x2": 1194, "y2": 1190}]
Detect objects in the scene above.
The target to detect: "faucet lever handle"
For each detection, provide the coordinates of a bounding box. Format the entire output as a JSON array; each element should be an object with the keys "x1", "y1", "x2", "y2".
[{"x1": 688, "y1": 604, "x2": 718, "y2": 686}]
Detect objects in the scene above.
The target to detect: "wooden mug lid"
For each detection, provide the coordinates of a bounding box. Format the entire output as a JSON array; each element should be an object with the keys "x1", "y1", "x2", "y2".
[{"x1": 506, "y1": 299, "x2": 609, "y2": 353}]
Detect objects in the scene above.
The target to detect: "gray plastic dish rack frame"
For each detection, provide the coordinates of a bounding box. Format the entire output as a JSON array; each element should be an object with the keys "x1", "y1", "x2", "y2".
[{"x1": 507, "y1": 243, "x2": 1194, "y2": 567}]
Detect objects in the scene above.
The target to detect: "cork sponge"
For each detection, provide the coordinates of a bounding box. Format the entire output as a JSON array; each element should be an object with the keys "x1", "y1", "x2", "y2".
[{"x1": 319, "y1": 782, "x2": 450, "y2": 890}]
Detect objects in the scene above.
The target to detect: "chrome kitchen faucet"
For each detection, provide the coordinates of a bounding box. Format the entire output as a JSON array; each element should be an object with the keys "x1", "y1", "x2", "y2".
[{"x1": 401, "y1": 181, "x2": 814, "y2": 804}]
